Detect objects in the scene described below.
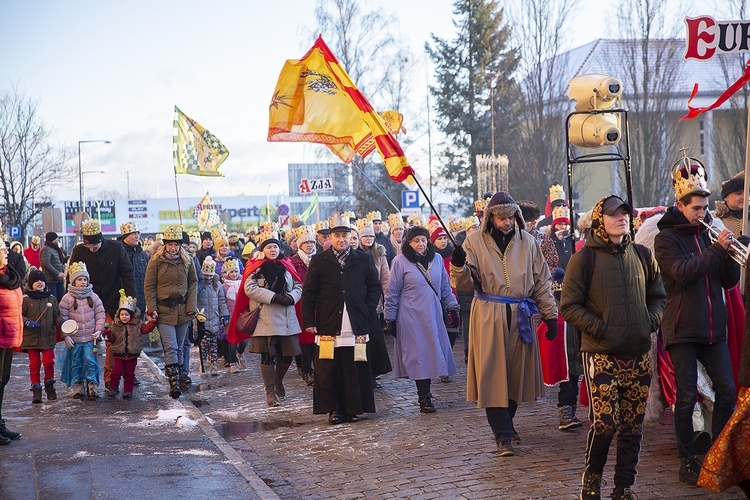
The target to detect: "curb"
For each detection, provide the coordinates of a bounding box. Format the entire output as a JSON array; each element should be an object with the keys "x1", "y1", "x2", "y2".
[{"x1": 140, "y1": 352, "x2": 280, "y2": 500}]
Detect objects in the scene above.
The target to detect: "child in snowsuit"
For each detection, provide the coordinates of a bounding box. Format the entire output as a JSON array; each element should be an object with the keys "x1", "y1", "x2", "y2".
[
  {"x1": 197, "y1": 257, "x2": 229, "y2": 376},
  {"x1": 59, "y1": 262, "x2": 106, "y2": 400},
  {"x1": 21, "y1": 269, "x2": 63, "y2": 403}
]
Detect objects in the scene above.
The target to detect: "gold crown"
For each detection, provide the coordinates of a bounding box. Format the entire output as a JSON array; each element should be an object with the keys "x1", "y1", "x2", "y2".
[
  {"x1": 474, "y1": 198, "x2": 491, "y2": 212},
  {"x1": 449, "y1": 218, "x2": 464, "y2": 233},
  {"x1": 357, "y1": 218, "x2": 373, "y2": 231},
  {"x1": 407, "y1": 215, "x2": 424, "y2": 227},
  {"x1": 464, "y1": 216, "x2": 480, "y2": 230},
  {"x1": 211, "y1": 228, "x2": 228, "y2": 247},
  {"x1": 366, "y1": 211, "x2": 382, "y2": 221},
  {"x1": 82, "y1": 219, "x2": 101, "y2": 236},
  {"x1": 551, "y1": 281, "x2": 563, "y2": 293},
  {"x1": 388, "y1": 213, "x2": 404, "y2": 228},
  {"x1": 315, "y1": 220, "x2": 329, "y2": 232},
  {"x1": 259, "y1": 221, "x2": 278, "y2": 231},
  {"x1": 223, "y1": 258, "x2": 240, "y2": 274},
  {"x1": 31, "y1": 235, "x2": 41, "y2": 245},
  {"x1": 68, "y1": 261, "x2": 88, "y2": 279},
  {"x1": 552, "y1": 205, "x2": 570, "y2": 222},
  {"x1": 672, "y1": 155, "x2": 710, "y2": 200},
  {"x1": 289, "y1": 215, "x2": 300, "y2": 224},
  {"x1": 549, "y1": 183, "x2": 565, "y2": 202},
  {"x1": 342, "y1": 211, "x2": 356, "y2": 220},
  {"x1": 201, "y1": 256, "x2": 216, "y2": 275},
  {"x1": 256, "y1": 229, "x2": 279, "y2": 247},
  {"x1": 118, "y1": 289, "x2": 137, "y2": 313},
  {"x1": 228, "y1": 233, "x2": 240, "y2": 244},
  {"x1": 163, "y1": 225, "x2": 183, "y2": 241},
  {"x1": 120, "y1": 221, "x2": 139, "y2": 235},
  {"x1": 293, "y1": 225, "x2": 316, "y2": 241},
  {"x1": 328, "y1": 214, "x2": 351, "y2": 230}
]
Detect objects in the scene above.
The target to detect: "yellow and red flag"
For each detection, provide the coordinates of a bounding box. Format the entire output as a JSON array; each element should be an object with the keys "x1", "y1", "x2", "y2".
[{"x1": 268, "y1": 36, "x2": 414, "y2": 183}]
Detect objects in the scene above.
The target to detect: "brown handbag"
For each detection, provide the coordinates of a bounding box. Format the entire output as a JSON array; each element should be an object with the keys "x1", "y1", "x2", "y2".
[{"x1": 236, "y1": 304, "x2": 262, "y2": 335}]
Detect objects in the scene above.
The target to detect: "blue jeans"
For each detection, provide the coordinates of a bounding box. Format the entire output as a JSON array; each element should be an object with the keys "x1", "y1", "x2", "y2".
[
  {"x1": 667, "y1": 341, "x2": 736, "y2": 457},
  {"x1": 180, "y1": 326, "x2": 192, "y2": 377},
  {"x1": 159, "y1": 322, "x2": 190, "y2": 366}
]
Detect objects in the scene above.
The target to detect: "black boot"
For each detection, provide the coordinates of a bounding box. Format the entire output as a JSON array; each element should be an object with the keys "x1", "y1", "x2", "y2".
[
  {"x1": 0, "y1": 418, "x2": 21, "y2": 441},
  {"x1": 679, "y1": 456, "x2": 702, "y2": 486},
  {"x1": 580, "y1": 470, "x2": 603, "y2": 500},
  {"x1": 31, "y1": 384, "x2": 43, "y2": 404},
  {"x1": 418, "y1": 393, "x2": 436, "y2": 413},
  {"x1": 44, "y1": 379, "x2": 57, "y2": 400},
  {"x1": 164, "y1": 364, "x2": 181, "y2": 399}
]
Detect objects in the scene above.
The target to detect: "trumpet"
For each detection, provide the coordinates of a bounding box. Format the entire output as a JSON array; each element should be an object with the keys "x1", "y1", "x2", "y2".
[{"x1": 698, "y1": 219, "x2": 749, "y2": 267}]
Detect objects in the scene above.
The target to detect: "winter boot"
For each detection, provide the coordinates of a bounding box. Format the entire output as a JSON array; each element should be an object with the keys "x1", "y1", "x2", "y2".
[
  {"x1": 274, "y1": 360, "x2": 291, "y2": 398},
  {"x1": 580, "y1": 469, "x2": 603, "y2": 500},
  {"x1": 558, "y1": 405, "x2": 578, "y2": 430},
  {"x1": 0, "y1": 418, "x2": 21, "y2": 441},
  {"x1": 610, "y1": 486, "x2": 636, "y2": 500},
  {"x1": 496, "y1": 439, "x2": 515, "y2": 457},
  {"x1": 418, "y1": 393, "x2": 436, "y2": 413},
  {"x1": 679, "y1": 456, "x2": 702, "y2": 486},
  {"x1": 31, "y1": 384, "x2": 43, "y2": 404},
  {"x1": 44, "y1": 379, "x2": 57, "y2": 400},
  {"x1": 71, "y1": 381, "x2": 85, "y2": 399},
  {"x1": 570, "y1": 404, "x2": 583, "y2": 427},
  {"x1": 165, "y1": 364, "x2": 181, "y2": 399},
  {"x1": 260, "y1": 364, "x2": 279, "y2": 407},
  {"x1": 87, "y1": 381, "x2": 99, "y2": 400}
]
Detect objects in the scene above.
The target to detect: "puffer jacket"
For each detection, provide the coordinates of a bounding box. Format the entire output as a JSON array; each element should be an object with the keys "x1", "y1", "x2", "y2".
[
  {"x1": 654, "y1": 207, "x2": 740, "y2": 347},
  {"x1": 21, "y1": 291, "x2": 63, "y2": 350},
  {"x1": 245, "y1": 265, "x2": 302, "y2": 337},
  {"x1": 39, "y1": 243, "x2": 65, "y2": 284},
  {"x1": 144, "y1": 247, "x2": 198, "y2": 326},
  {"x1": 120, "y1": 240, "x2": 150, "y2": 316},
  {"x1": 197, "y1": 275, "x2": 229, "y2": 334},
  {"x1": 561, "y1": 232, "x2": 666, "y2": 357},
  {"x1": 0, "y1": 262, "x2": 24, "y2": 349},
  {"x1": 59, "y1": 290, "x2": 106, "y2": 343},
  {"x1": 109, "y1": 308, "x2": 150, "y2": 357}
]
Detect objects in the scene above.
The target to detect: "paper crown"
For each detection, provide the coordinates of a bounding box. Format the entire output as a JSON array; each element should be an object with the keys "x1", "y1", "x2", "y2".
[
  {"x1": 672, "y1": 155, "x2": 710, "y2": 200},
  {"x1": 120, "y1": 221, "x2": 139, "y2": 236},
  {"x1": 357, "y1": 218, "x2": 373, "y2": 231},
  {"x1": 289, "y1": 215, "x2": 300, "y2": 224},
  {"x1": 293, "y1": 225, "x2": 316, "y2": 244},
  {"x1": 328, "y1": 214, "x2": 351, "y2": 230},
  {"x1": 549, "y1": 182, "x2": 566, "y2": 202},
  {"x1": 552, "y1": 205, "x2": 570, "y2": 223},
  {"x1": 31, "y1": 235, "x2": 41, "y2": 245},
  {"x1": 388, "y1": 213, "x2": 405, "y2": 228},
  {"x1": 259, "y1": 220, "x2": 278, "y2": 231},
  {"x1": 69, "y1": 261, "x2": 89, "y2": 281},
  {"x1": 449, "y1": 218, "x2": 465, "y2": 233},
  {"x1": 551, "y1": 280, "x2": 563, "y2": 293},
  {"x1": 366, "y1": 211, "x2": 382, "y2": 221},
  {"x1": 118, "y1": 290, "x2": 137, "y2": 313},
  {"x1": 163, "y1": 225, "x2": 183, "y2": 242},
  {"x1": 474, "y1": 198, "x2": 491, "y2": 213},
  {"x1": 256, "y1": 229, "x2": 279, "y2": 247},
  {"x1": 223, "y1": 258, "x2": 240, "y2": 274},
  {"x1": 82, "y1": 219, "x2": 101, "y2": 236},
  {"x1": 464, "y1": 215, "x2": 480, "y2": 230},
  {"x1": 202, "y1": 256, "x2": 216, "y2": 275},
  {"x1": 315, "y1": 220, "x2": 330, "y2": 233},
  {"x1": 211, "y1": 228, "x2": 228, "y2": 247},
  {"x1": 228, "y1": 233, "x2": 240, "y2": 244},
  {"x1": 342, "y1": 211, "x2": 356, "y2": 220},
  {"x1": 407, "y1": 215, "x2": 424, "y2": 227}
]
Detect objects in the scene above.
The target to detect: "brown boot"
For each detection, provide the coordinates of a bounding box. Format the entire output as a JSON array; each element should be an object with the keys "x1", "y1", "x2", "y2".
[
  {"x1": 274, "y1": 361, "x2": 291, "y2": 398},
  {"x1": 260, "y1": 364, "x2": 279, "y2": 407}
]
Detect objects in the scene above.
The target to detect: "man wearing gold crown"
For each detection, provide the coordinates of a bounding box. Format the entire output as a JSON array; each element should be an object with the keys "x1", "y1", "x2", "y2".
[
  {"x1": 368, "y1": 211, "x2": 396, "y2": 266},
  {"x1": 654, "y1": 157, "x2": 739, "y2": 487}
]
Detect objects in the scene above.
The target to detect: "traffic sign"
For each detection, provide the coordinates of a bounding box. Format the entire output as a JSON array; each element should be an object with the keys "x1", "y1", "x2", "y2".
[
  {"x1": 401, "y1": 190, "x2": 420, "y2": 209},
  {"x1": 260, "y1": 204, "x2": 276, "y2": 218},
  {"x1": 278, "y1": 204, "x2": 289, "y2": 216},
  {"x1": 8, "y1": 226, "x2": 20, "y2": 238}
]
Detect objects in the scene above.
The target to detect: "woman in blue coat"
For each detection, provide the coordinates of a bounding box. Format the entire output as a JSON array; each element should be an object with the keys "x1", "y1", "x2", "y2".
[{"x1": 384, "y1": 226, "x2": 459, "y2": 413}]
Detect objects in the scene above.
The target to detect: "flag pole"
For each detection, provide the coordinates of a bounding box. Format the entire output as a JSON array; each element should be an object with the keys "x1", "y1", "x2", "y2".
[
  {"x1": 412, "y1": 175, "x2": 457, "y2": 248},
  {"x1": 352, "y1": 163, "x2": 401, "y2": 213},
  {"x1": 174, "y1": 171, "x2": 184, "y2": 227}
]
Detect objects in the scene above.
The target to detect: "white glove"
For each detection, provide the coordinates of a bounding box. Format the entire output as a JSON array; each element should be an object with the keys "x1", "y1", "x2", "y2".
[
  {"x1": 93, "y1": 330, "x2": 102, "y2": 340},
  {"x1": 64, "y1": 337, "x2": 75, "y2": 348}
]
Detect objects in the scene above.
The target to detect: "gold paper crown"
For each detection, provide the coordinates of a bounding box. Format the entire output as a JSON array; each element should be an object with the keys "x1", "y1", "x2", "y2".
[
  {"x1": 68, "y1": 261, "x2": 88, "y2": 279},
  {"x1": 289, "y1": 215, "x2": 300, "y2": 224},
  {"x1": 256, "y1": 229, "x2": 279, "y2": 247},
  {"x1": 120, "y1": 221, "x2": 139, "y2": 236},
  {"x1": 202, "y1": 256, "x2": 216, "y2": 275},
  {"x1": 551, "y1": 281, "x2": 563, "y2": 293},
  {"x1": 82, "y1": 219, "x2": 101, "y2": 236},
  {"x1": 293, "y1": 225, "x2": 316, "y2": 241},
  {"x1": 366, "y1": 211, "x2": 382, "y2": 221},
  {"x1": 328, "y1": 214, "x2": 351, "y2": 230},
  {"x1": 474, "y1": 198, "x2": 491, "y2": 212},
  {"x1": 31, "y1": 235, "x2": 41, "y2": 245},
  {"x1": 223, "y1": 258, "x2": 240, "y2": 274},
  {"x1": 211, "y1": 228, "x2": 228, "y2": 247},
  {"x1": 552, "y1": 205, "x2": 570, "y2": 222},
  {"x1": 449, "y1": 218, "x2": 465, "y2": 233},
  {"x1": 342, "y1": 211, "x2": 356, "y2": 220},
  {"x1": 118, "y1": 290, "x2": 137, "y2": 313},
  {"x1": 549, "y1": 183, "x2": 565, "y2": 202},
  {"x1": 259, "y1": 220, "x2": 278, "y2": 231},
  {"x1": 464, "y1": 215, "x2": 480, "y2": 230},
  {"x1": 672, "y1": 155, "x2": 710, "y2": 200},
  {"x1": 357, "y1": 218, "x2": 373, "y2": 231},
  {"x1": 228, "y1": 233, "x2": 240, "y2": 244},
  {"x1": 388, "y1": 213, "x2": 404, "y2": 228},
  {"x1": 315, "y1": 220, "x2": 329, "y2": 232},
  {"x1": 407, "y1": 215, "x2": 424, "y2": 227},
  {"x1": 163, "y1": 225, "x2": 183, "y2": 242}
]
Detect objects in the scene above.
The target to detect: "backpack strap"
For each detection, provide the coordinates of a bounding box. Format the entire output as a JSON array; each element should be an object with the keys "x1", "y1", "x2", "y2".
[{"x1": 632, "y1": 243, "x2": 654, "y2": 289}]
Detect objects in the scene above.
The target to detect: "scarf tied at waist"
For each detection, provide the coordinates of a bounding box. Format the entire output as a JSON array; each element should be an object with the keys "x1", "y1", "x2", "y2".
[{"x1": 474, "y1": 291, "x2": 538, "y2": 344}]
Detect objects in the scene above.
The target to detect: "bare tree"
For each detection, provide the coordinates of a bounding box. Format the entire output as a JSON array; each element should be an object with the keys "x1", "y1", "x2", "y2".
[
  {"x1": 0, "y1": 88, "x2": 71, "y2": 240},
  {"x1": 613, "y1": 0, "x2": 685, "y2": 206}
]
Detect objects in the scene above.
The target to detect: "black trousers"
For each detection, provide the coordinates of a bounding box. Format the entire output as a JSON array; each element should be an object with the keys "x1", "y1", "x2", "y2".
[
  {"x1": 0, "y1": 348, "x2": 14, "y2": 417},
  {"x1": 485, "y1": 400, "x2": 518, "y2": 443},
  {"x1": 312, "y1": 345, "x2": 375, "y2": 416}
]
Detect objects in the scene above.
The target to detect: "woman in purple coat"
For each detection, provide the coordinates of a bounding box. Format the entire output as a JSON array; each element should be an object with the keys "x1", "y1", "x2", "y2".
[{"x1": 384, "y1": 226, "x2": 459, "y2": 413}]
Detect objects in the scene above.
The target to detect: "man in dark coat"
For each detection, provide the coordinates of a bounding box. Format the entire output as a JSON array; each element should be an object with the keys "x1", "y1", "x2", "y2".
[
  {"x1": 301, "y1": 215, "x2": 380, "y2": 425},
  {"x1": 118, "y1": 222, "x2": 149, "y2": 320},
  {"x1": 369, "y1": 211, "x2": 396, "y2": 266},
  {"x1": 654, "y1": 158, "x2": 739, "y2": 487},
  {"x1": 69, "y1": 219, "x2": 136, "y2": 392}
]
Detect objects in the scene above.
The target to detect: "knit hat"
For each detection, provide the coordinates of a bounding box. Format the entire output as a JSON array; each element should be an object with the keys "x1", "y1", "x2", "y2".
[
  {"x1": 518, "y1": 201, "x2": 541, "y2": 223},
  {"x1": 257, "y1": 229, "x2": 281, "y2": 250},
  {"x1": 201, "y1": 231, "x2": 212, "y2": 241},
  {"x1": 223, "y1": 258, "x2": 240, "y2": 275},
  {"x1": 82, "y1": 219, "x2": 103, "y2": 244},
  {"x1": 721, "y1": 172, "x2": 744, "y2": 200},
  {"x1": 69, "y1": 261, "x2": 89, "y2": 282},
  {"x1": 294, "y1": 225, "x2": 316, "y2": 245},
  {"x1": 31, "y1": 235, "x2": 41, "y2": 245},
  {"x1": 430, "y1": 224, "x2": 447, "y2": 243},
  {"x1": 45, "y1": 231, "x2": 58, "y2": 243},
  {"x1": 120, "y1": 221, "x2": 140, "y2": 237},
  {"x1": 483, "y1": 191, "x2": 525, "y2": 231},
  {"x1": 118, "y1": 289, "x2": 137, "y2": 314},
  {"x1": 28, "y1": 269, "x2": 46, "y2": 285},
  {"x1": 202, "y1": 256, "x2": 216, "y2": 276},
  {"x1": 163, "y1": 225, "x2": 184, "y2": 243},
  {"x1": 405, "y1": 225, "x2": 430, "y2": 243},
  {"x1": 359, "y1": 225, "x2": 375, "y2": 238}
]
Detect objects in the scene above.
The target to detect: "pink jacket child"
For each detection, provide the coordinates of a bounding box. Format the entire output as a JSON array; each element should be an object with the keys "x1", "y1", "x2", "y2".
[{"x1": 59, "y1": 262, "x2": 106, "y2": 400}]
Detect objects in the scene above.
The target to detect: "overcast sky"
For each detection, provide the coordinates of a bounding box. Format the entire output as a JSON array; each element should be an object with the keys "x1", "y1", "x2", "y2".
[{"x1": 0, "y1": 0, "x2": 721, "y2": 204}]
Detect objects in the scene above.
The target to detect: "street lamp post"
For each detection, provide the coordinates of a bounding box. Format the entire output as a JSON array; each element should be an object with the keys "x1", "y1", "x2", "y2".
[{"x1": 78, "y1": 140, "x2": 111, "y2": 213}]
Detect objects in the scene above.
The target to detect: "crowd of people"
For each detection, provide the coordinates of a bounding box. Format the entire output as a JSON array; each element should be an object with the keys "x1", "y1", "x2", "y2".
[{"x1": 0, "y1": 156, "x2": 749, "y2": 499}]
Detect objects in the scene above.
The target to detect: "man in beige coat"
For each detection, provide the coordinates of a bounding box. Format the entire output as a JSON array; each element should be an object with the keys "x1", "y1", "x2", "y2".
[{"x1": 451, "y1": 191, "x2": 557, "y2": 457}]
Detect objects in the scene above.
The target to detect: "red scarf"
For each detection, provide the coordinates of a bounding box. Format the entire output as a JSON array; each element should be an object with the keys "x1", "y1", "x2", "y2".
[{"x1": 226, "y1": 257, "x2": 301, "y2": 344}]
